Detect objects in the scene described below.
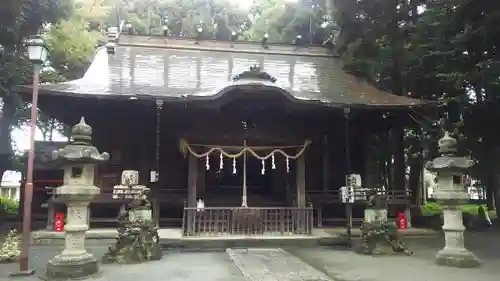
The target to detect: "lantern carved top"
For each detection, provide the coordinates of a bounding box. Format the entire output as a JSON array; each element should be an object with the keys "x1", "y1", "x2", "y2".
[
  {"x1": 52, "y1": 117, "x2": 110, "y2": 163},
  {"x1": 425, "y1": 131, "x2": 474, "y2": 173},
  {"x1": 438, "y1": 131, "x2": 457, "y2": 155}
]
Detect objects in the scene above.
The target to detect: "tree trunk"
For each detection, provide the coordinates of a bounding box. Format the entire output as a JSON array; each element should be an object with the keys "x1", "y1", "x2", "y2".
[
  {"x1": 486, "y1": 181, "x2": 495, "y2": 210},
  {"x1": 0, "y1": 94, "x2": 15, "y2": 177},
  {"x1": 494, "y1": 185, "x2": 500, "y2": 221},
  {"x1": 482, "y1": 132, "x2": 497, "y2": 211}
]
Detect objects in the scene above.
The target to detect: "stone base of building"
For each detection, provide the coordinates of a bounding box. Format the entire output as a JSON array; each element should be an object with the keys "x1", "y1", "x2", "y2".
[
  {"x1": 46, "y1": 253, "x2": 99, "y2": 279},
  {"x1": 435, "y1": 248, "x2": 481, "y2": 268}
]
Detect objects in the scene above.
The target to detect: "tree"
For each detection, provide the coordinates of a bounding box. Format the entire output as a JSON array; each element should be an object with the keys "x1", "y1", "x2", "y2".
[
  {"x1": 330, "y1": 0, "x2": 417, "y2": 193},
  {"x1": 245, "y1": 0, "x2": 332, "y2": 43},
  {"x1": 44, "y1": 18, "x2": 103, "y2": 80},
  {"x1": 332, "y1": 0, "x2": 500, "y2": 217},
  {"x1": 0, "y1": 0, "x2": 73, "y2": 179},
  {"x1": 405, "y1": 0, "x2": 500, "y2": 216},
  {"x1": 0, "y1": 0, "x2": 102, "y2": 180}
]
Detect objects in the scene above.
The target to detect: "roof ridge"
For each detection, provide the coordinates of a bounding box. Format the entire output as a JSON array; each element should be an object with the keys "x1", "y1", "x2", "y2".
[{"x1": 117, "y1": 35, "x2": 337, "y2": 58}]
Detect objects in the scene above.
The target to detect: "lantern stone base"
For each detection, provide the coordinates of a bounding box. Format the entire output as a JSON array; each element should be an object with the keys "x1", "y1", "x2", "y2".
[
  {"x1": 46, "y1": 253, "x2": 99, "y2": 279},
  {"x1": 435, "y1": 248, "x2": 480, "y2": 268}
]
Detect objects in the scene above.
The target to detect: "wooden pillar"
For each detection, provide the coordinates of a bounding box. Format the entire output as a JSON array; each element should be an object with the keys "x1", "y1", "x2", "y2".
[
  {"x1": 296, "y1": 154, "x2": 306, "y2": 207},
  {"x1": 363, "y1": 134, "x2": 373, "y2": 190},
  {"x1": 152, "y1": 198, "x2": 160, "y2": 228},
  {"x1": 188, "y1": 155, "x2": 198, "y2": 207},
  {"x1": 196, "y1": 160, "x2": 206, "y2": 198},
  {"x1": 322, "y1": 135, "x2": 329, "y2": 191},
  {"x1": 186, "y1": 155, "x2": 198, "y2": 235}
]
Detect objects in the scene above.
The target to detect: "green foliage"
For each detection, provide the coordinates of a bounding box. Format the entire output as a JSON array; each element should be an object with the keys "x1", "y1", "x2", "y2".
[
  {"x1": 0, "y1": 229, "x2": 20, "y2": 263},
  {"x1": 0, "y1": 0, "x2": 74, "y2": 175},
  {"x1": 420, "y1": 202, "x2": 497, "y2": 219},
  {"x1": 0, "y1": 196, "x2": 19, "y2": 218},
  {"x1": 44, "y1": 18, "x2": 103, "y2": 80},
  {"x1": 102, "y1": 0, "x2": 333, "y2": 43},
  {"x1": 421, "y1": 202, "x2": 443, "y2": 217},
  {"x1": 330, "y1": 0, "x2": 500, "y2": 217}
]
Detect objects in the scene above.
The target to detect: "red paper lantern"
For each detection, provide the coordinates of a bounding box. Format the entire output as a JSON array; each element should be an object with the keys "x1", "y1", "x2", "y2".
[{"x1": 54, "y1": 213, "x2": 65, "y2": 232}]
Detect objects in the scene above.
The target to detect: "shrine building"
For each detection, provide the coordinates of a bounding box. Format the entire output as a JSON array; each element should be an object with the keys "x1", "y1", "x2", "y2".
[{"x1": 16, "y1": 27, "x2": 430, "y2": 235}]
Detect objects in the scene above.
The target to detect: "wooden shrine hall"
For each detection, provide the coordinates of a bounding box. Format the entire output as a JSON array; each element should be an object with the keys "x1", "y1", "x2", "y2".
[{"x1": 16, "y1": 29, "x2": 430, "y2": 236}]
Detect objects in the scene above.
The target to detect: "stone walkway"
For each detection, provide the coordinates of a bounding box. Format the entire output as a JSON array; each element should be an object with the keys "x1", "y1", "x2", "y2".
[
  {"x1": 287, "y1": 234, "x2": 500, "y2": 281},
  {"x1": 227, "y1": 248, "x2": 331, "y2": 281},
  {"x1": 0, "y1": 248, "x2": 245, "y2": 281}
]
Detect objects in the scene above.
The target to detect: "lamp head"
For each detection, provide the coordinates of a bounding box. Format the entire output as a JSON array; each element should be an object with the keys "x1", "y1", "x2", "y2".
[
  {"x1": 231, "y1": 31, "x2": 237, "y2": 42},
  {"x1": 195, "y1": 26, "x2": 203, "y2": 44},
  {"x1": 126, "y1": 22, "x2": 133, "y2": 34},
  {"x1": 25, "y1": 35, "x2": 48, "y2": 64},
  {"x1": 261, "y1": 33, "x2": 269, "y2": 48},
  {"x1": 294, "y1": 34, "x2": 303, "y2": 46}
]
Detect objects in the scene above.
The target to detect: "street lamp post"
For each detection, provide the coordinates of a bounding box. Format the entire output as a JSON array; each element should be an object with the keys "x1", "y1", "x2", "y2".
[{"x1": 11, "y1": 35, "x2": 47, "y2": 277}]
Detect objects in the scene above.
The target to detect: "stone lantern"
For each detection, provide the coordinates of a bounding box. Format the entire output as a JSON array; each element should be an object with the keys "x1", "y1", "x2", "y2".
[
  {"x1": 46, "y1": 117, "x2": 109, "y2": 279},
  {"x1": 425, "y1": 131, "x2": 480, "y2": 268}
]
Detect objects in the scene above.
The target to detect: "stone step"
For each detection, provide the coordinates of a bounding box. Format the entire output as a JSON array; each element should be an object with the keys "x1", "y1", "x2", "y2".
[
  {"x1": 160, "y1": 236, "x2": 345, "y2": 251},
  {"x1": 226, "y1": 248, "x2": 332, "y2": 281}
]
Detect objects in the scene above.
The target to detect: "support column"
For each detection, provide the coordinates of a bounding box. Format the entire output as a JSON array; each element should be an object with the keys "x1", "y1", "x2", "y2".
[
  {"x1": 196, "y1": 160, "x2": 206, "y2": 198},
  {"x1": 363, "y1": 134, "x2": 374, "y2": 190},
  {"x1": 296, "y1": 155, "x2": 306, "y2": 207},
  {"x1": 322, "y1": 135, "x2": 329, "y2": 192},
  {"x1": 242, "y1": 140, "x2": 248, "y2": 207},
  {"x1": 188, "y1": 155, "x2": 198, "y2": 207},
  {"x1": 186, "y1": 155, "x2": 198, "y2": 235}
]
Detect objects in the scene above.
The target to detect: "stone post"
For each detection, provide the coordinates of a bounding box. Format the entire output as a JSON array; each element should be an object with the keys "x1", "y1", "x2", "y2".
[
  {"x1": 425, "y1": 131, "x2": 480, "y2": 268},
  {"x1": 46, "y1": 118, "x2": 109, "y2": 279}
]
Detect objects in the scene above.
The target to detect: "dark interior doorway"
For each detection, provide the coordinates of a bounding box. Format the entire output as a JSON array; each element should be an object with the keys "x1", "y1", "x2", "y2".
[{"x1": 204, "y1": 156, "x2": 286, "y2": 207}]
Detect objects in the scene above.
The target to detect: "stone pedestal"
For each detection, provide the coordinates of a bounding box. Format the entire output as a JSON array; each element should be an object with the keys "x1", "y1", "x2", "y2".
[
  {"x1": 426, "y1": 131, "x2": 480, "y2": 268},
  {"x1": 46, "y1": 189, "x2": 100, "y2": 279},
  {"x1": 45, "y1": 118, "x2": 109, "y2": 279},
  {"x1": 102, "y1": 171, "x2": 161, "y2": 264},
  {"x1": 434, "y1": 188, "x2": 480, "y2": 267},
  {"x1": 404, "y1": 207, "x2": 412, "y2": 228}
]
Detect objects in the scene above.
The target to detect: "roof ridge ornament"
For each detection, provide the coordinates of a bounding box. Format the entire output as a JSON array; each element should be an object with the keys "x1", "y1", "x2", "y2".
[{"x1": 232, "y1": 65, "x2": 277, "y2": 83}]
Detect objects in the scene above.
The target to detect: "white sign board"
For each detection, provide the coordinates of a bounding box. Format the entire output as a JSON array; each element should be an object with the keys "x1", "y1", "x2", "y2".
[
  {"x1": 150, "y1": 171, "x2": 159, "y2": 183},
  {"x1": 341, "y1": 186, "x2": 355, "y2": 203}
]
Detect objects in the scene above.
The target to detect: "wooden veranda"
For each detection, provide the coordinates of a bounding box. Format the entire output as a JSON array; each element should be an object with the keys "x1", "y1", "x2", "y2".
[{"x1": 182, "y1": 206, "x2": 314, "y2": 236}]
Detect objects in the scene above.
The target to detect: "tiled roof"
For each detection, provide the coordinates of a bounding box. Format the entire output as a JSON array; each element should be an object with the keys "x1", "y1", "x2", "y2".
[{"x1": 16, "y1": 35, "x2": 429, "y2": 108}]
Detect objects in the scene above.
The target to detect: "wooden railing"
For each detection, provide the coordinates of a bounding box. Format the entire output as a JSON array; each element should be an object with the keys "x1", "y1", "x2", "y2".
[{"x1": 182, "y1": 207, "x2": 314, "y2": 237}]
